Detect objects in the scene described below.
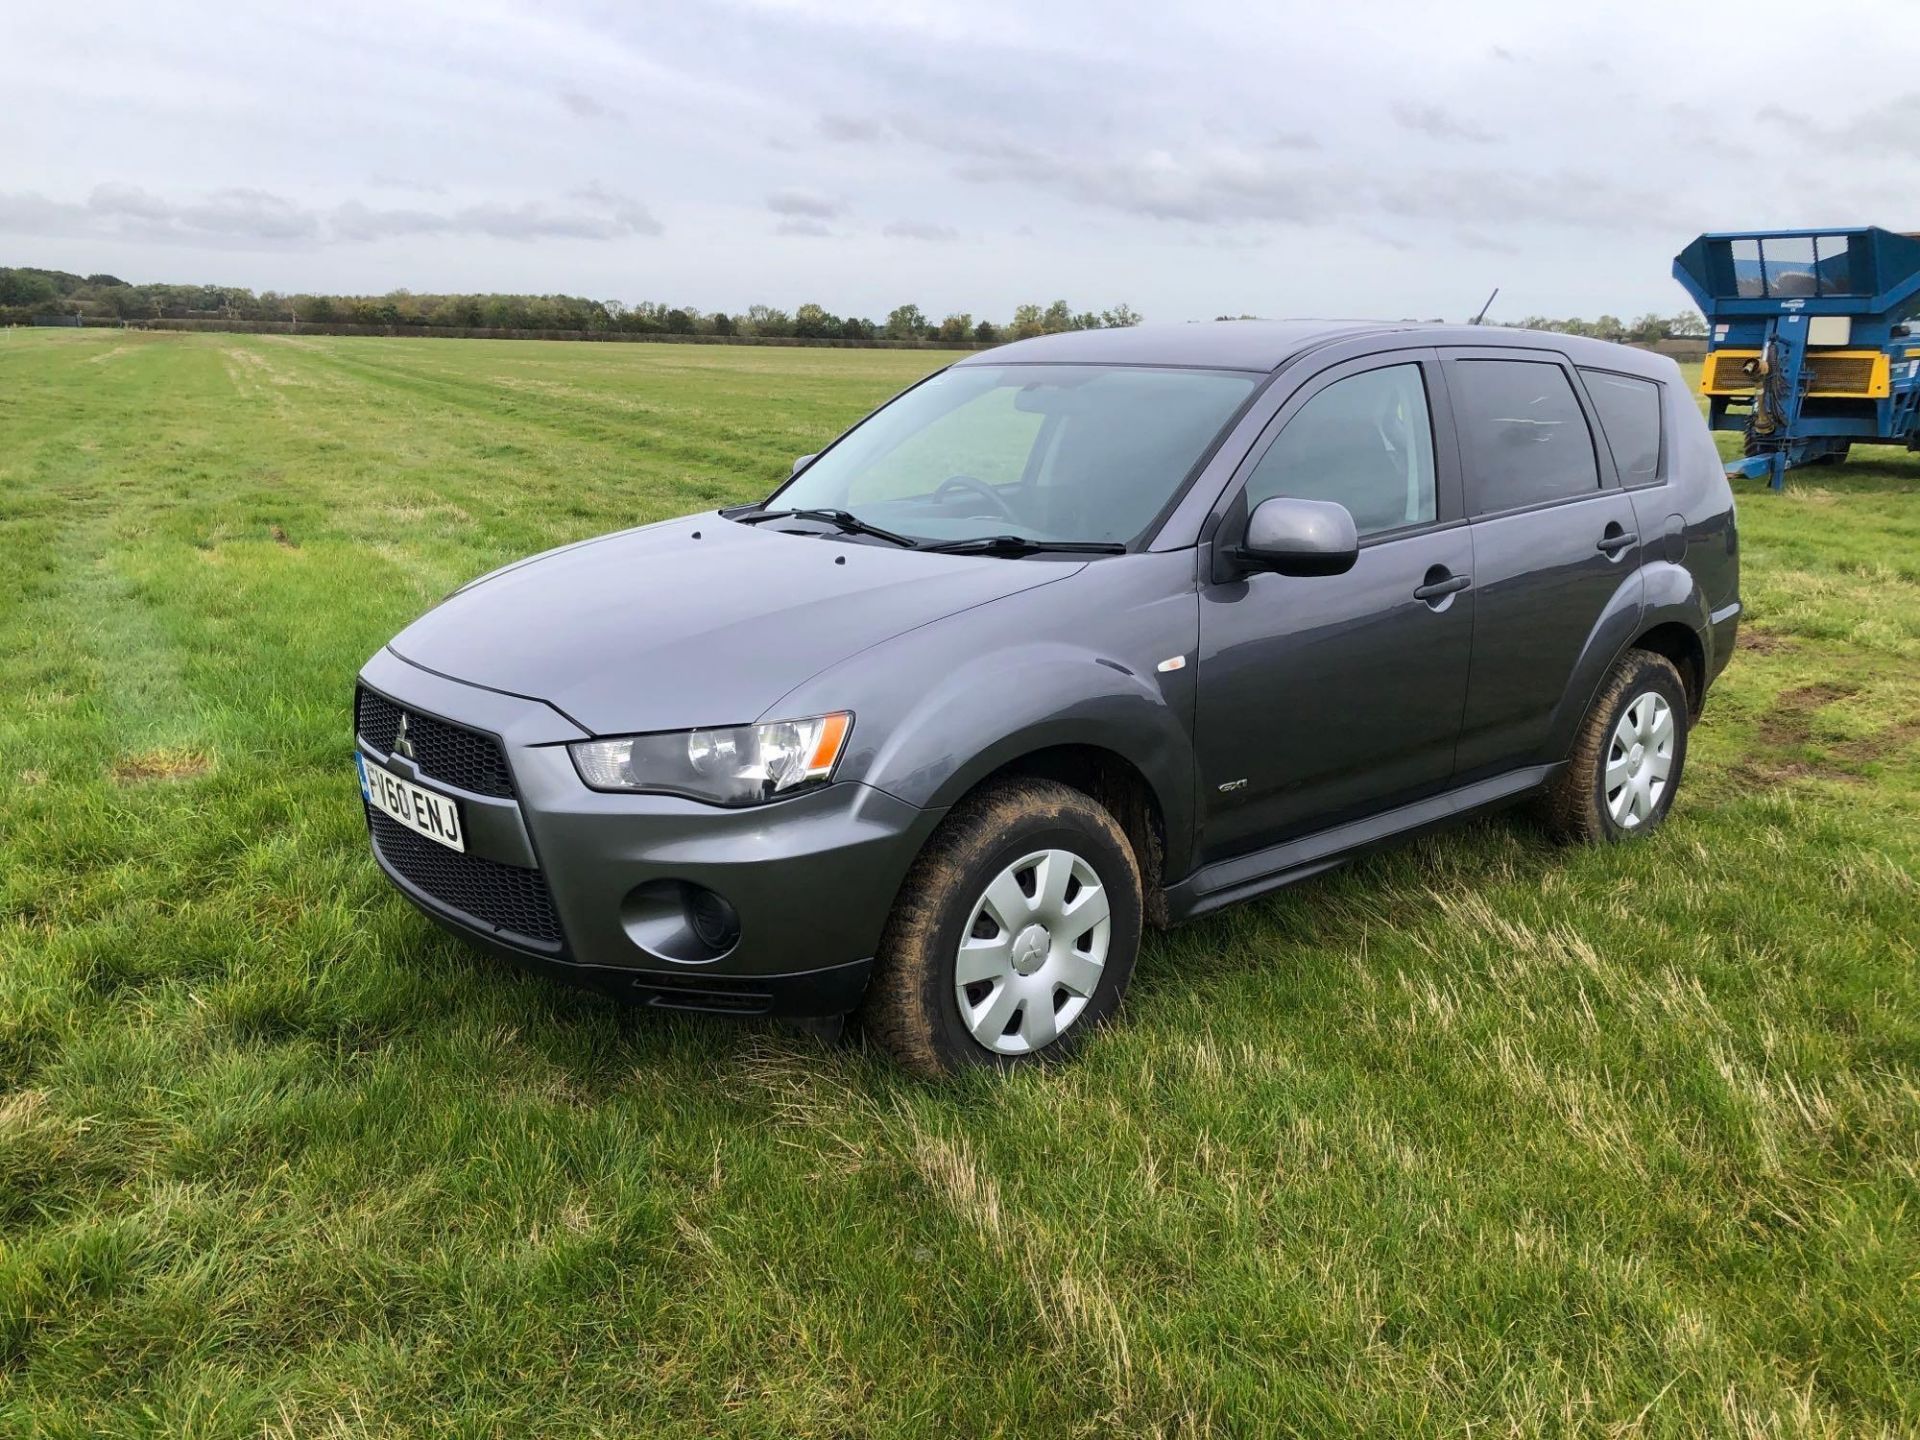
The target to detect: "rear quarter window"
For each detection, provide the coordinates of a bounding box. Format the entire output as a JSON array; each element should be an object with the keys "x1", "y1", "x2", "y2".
[{"x1": 1580, "y1": 369, "x2": 1663, "y2": 486}]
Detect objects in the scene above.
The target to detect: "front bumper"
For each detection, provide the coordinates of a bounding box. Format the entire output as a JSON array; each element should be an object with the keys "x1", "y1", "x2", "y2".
[{"x1": 356, "y1": 647, "x2": 941, "y2": 1017}]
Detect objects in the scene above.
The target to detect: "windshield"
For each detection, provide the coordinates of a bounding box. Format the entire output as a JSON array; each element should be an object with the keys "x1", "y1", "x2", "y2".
[{"x1": 766, "y1": 364, "x2": 1259, "y2": 547}]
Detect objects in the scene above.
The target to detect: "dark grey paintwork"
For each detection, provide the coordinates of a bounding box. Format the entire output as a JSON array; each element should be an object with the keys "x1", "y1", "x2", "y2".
[
  {"x1": 388, "y1": 516, "x2": 1078, "y2": 736},
  {"x1": 357, "y1": 319, "x2": 1739, "y2": 1017}
]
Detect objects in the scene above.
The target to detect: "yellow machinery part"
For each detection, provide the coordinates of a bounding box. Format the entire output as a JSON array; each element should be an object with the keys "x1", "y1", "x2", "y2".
[{"x1": 1701, "y1": 348, "x2": 1890, "y2": 399}]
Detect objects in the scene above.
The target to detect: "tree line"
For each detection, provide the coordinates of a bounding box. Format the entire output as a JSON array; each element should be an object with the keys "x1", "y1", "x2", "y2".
[
  {"x1": 1219, "y1": 310, "x2": 1708, "y2": 342},
  {"x1": 0, "y1": 267, "x2": 1144, "y2": 344},
  {"x1": 2, "y1": 266, "x2": 1711, "y2": 346},
  {"x1": 1511, "y1": 311, "x2": 1708, "y2": 343}
]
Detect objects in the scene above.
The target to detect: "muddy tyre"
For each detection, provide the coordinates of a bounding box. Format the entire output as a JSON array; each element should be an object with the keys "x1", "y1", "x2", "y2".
[
  {"x1": 1542, "y1": 649, "x2": 1689, "y2": 844},
  {"x1": 861, "y1": 779, "x2": 1142, "y2": 1076}
]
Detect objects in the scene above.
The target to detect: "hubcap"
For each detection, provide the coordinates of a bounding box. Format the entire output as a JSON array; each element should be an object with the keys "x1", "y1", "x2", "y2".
[
  {"x1": 1604, "y1": 690, "x2": 1675, "y2": 829},
  {"x1": 954, "y1": 848, "x2": 1111, "y2": 1056}
]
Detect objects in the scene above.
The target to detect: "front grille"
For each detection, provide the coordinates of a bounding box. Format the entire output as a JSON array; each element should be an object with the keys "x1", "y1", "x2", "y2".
[
  {"x1": 368, "y1": 809, "x2": 565, "y2": 947},
  {"x1": 355, "y1": 686, "x2": 515, "y2": 797}
]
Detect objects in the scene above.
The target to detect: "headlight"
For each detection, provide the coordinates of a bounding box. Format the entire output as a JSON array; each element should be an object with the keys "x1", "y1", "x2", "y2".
[{"x1": 569, "y1": 713, "x2": 852, "y2": 806}]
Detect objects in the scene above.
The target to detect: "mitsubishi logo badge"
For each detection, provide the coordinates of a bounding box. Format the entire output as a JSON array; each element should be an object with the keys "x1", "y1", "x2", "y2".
[{"x1": 392, "y1": 712, "x2": 416, "y2": 760}]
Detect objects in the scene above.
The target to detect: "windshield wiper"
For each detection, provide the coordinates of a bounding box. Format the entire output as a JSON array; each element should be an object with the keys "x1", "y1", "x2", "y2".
[
  {"x1": 731, "y1": 507, "x2": 920, "y2": 549},
  {"x1": 920, "y1": 535, "x2": 1128, "y2": 557}
]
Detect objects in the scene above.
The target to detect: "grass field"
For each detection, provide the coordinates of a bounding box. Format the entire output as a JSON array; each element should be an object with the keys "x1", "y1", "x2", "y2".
[{"x1": 2, "y1": 328, "x2": 1917, "y2": 1438}]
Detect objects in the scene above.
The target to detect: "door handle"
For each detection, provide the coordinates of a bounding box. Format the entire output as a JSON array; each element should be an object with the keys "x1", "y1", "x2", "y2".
[
  {"x1": 1412, "y1": 571, "x2": 1471, "y2": 602},
  {"x1": 1597, "y1": 527, "x2": 1638, "y2": 555}
]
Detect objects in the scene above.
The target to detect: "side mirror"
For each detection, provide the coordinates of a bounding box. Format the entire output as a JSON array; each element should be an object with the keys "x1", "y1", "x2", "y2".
[
  {"x1": 791, "y1": 453, "x2": 817, "y2": 476},
  {"x1": 1235, "y1": 496, "x2": 1359, "y2": 577}
]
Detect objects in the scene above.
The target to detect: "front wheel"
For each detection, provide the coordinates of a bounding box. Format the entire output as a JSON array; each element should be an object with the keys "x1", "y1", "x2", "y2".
[
  {"x1": 861, "y1": 779, "x2": 1142, "y2": 1076},
  {"x1": 1542, "y1": 649, "x2": 1689, "y2": 843}
]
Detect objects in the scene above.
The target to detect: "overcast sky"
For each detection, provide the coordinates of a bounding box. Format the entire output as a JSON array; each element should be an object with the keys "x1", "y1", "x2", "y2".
[{"x1": 6, "y1": 0, "x2": 1919, "y2": 323}]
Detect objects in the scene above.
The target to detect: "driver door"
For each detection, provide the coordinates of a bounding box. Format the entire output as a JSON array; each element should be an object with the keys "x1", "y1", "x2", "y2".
[{"x1": 1195, "y1": 350, "x2": 1474, "y2": 862}]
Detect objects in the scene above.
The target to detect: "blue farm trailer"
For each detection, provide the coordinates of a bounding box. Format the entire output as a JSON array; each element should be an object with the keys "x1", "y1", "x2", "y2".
[{"x1": 1673, "y1": 227, "x2": 1920, "y2": 488}]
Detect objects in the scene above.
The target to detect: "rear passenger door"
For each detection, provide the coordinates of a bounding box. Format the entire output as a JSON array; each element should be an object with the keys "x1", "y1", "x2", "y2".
[{"x1": 1444, "y1": 348, "x2": 1644, "y2": 780}]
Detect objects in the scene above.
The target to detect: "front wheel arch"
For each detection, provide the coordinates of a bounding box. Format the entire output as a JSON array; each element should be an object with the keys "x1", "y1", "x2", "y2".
[
  {"x1": 943, "y1": 742, "x2": 1171, "y2": 928},
  {"x1": 879, "y1": 676, "x2": 1196, "y2": 890}
]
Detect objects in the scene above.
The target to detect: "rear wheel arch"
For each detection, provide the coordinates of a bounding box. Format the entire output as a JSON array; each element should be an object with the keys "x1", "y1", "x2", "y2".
[
  {"x1": 1633, "y1": 558, "x2": 1715, "y2": 716},
  {"x1": 1630, "y1": 620, "x2": 1706, "y2": 717},
  {"x1": 1541, "y1": 569, "x2": 1655, "y2": 764}
]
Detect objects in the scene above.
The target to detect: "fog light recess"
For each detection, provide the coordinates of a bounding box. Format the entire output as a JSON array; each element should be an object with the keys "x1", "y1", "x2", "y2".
[{"x1": 620, "y1": 880, "x2": 742, "y2": 963}]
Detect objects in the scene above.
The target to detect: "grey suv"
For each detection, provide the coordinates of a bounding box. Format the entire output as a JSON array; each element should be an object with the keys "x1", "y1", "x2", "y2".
[{"x1": 355, "y1": 321, "x2": 1739, "y2": 1074}]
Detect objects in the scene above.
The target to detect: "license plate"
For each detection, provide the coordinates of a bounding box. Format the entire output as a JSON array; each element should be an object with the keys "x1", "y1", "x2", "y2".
[{"x1": 357, "y1": 752, "x2": 466, "y2": 853}]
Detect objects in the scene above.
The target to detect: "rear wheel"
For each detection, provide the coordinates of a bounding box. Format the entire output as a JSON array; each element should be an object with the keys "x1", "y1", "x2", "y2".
[
  {"x1": 1542, "y1": 649, "x2": 1689, "y2": 843},
  {"x1": 861, "y1": 779, "x2": 1142, "y2": 1076}
]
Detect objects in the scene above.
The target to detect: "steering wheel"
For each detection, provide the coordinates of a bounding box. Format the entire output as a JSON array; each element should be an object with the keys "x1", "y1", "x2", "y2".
[{"x1": 932, "y1": 473, "x2": 1018, "y2": 521}]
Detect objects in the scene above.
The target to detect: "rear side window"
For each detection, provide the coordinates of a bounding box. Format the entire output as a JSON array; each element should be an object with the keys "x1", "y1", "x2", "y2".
[
  {"x1": 1580, "y1": 369, "x2": 1663, "y2": 486},
  {"x1": 1452, "y1": 359, "x2": 1600, "y2": 515}
]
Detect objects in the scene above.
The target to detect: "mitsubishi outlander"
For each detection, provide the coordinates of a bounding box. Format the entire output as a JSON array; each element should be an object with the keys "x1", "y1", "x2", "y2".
[{"x1": 355, "y1": 321, "x2": 1739, "y2": 1074}]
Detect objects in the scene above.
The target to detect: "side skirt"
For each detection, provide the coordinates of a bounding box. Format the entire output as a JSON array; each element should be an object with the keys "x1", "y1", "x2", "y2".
[{"x1": 1164, "y1": 764, "x2": 1559, "y2": 921}]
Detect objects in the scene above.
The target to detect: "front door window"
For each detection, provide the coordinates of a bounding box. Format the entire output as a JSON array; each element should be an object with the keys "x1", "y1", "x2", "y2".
[{"x1": 1242, "y1": 363, "x2": 1437, "y2": 536}]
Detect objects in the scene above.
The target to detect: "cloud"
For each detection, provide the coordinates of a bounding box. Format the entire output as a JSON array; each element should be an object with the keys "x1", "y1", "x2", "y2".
[
  {"x1": 1453, "y1": 227, "x2": 1522, "y2": 255},
  {"x1": 1663, "y1": 105, "x2": 1758, "y2": 163},
  {"x1": 30, "y1": 183, "x2": 326, "y2": 243},
  {"x1": 333, "y1": 199, "x2": 659, "y2": 242},
  {"x1": 1760, "y1": 92, "x2": 1920, "y2": 155},
  {"x1": 328, "y1": 202, "x2": 445, "y2": 242},
  {"x1": 0, "y1": 183, "x2": 662, "y2": 247},
  {"x1": 941, "y1": 136, "x2": 1334, "y2": 224},
  {"x1": 331, "y1": 194, "x2": 665, "y2": 242},
  {"x1": 370, "y1": 174, "x2": 448, "y2": 196},
  {"x1": 818, "y1": 112, "x2": 885, "y2": 142},
  {"x1": 1390, "y1": 103, "x2": 1500, "y2": 144},
  {"x1": 775, "y1": 216, "x2": 834, "y2": 237},
  {"x1": 857, "y1": 101, "x2": 1675, "y2": 235},
  {"x1": 921, "y1": 122, "x2": 1673, "y2": 234},
  {"x1": 767, "y1": 189, "x2": 844, "y2": 220},
  {"x1": 1371, "y1": 165, "x2": 1675, "y2": 232},
  {"x1": 558, "y1": 89, "x2": 623, "y2": 122},
  {"x1": 86, "y1": 182, "x2": 173, "y2": 223},
  {"x1": 566, "y1": 182, "x2": 665, "y2": 233},
  {"x1": 175, "y1": 188, "x2": 321, "y2": 241},
  {"x1": 883, "y1": 219, "x2": 959, "y2": 241}
]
